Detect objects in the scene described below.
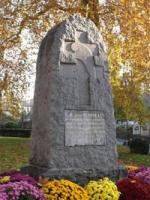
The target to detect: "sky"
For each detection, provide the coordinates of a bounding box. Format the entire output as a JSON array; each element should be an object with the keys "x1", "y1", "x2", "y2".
[{"x1": 21, "y1": 29, "x2": 38, "y2": 100}]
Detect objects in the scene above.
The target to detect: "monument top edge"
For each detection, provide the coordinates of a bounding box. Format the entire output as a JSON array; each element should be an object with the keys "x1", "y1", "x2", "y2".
[{"x1": 44, "y1": 13, "x2": 104, "y2": 47}]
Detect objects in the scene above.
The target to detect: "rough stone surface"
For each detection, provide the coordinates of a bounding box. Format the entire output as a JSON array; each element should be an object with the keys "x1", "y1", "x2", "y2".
[{"x1": 22, "y1": 14, "x2": 126, "y2": 183}]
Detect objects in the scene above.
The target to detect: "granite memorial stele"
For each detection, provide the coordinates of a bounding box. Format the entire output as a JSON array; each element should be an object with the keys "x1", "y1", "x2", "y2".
[{"x1": 22, "y1": 14, "x2": 126, "y2": 184}]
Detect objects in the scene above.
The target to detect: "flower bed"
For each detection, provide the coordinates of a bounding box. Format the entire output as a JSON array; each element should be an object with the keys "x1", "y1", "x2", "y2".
[
  {"x1": 116, "y1": 166, "x2": 150, "y2": 200},
  {"x1": 0, "y1": 167, "x2": 150, "y2": 200},
  {"x1": 117, "y1": 178, "x2": 150, "y2": 200},
  {"x1": 128, "y1": 167, "x2": 150, "y2": 184},
  {"x1": 0, "y1": 171, "x2": 46, "y2": 200},
  {"x1": 0, "y1": 170, "x2": 38, "y2": 186},
  {"x1": 0, "y1": 181, "x2": 46, "y2": 200}
]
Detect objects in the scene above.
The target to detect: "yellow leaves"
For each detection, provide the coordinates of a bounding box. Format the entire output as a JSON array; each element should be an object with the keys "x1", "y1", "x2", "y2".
[
  {"x1": 105, "y1": 1, "x2": 150, "y2": 121},
  {"x1": 1, "y1": 0, "x2": 150, "y2": 119}
]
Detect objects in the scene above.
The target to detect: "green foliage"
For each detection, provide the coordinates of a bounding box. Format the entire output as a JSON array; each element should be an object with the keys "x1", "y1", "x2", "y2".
[
  {"x1": 5, "y1": 121, "x2": 20, "y2": 129},
  {"x1": 0, "y1": 112, "x2": 20, "y2": 128},
  {"x1": 19, "y1": 195, "x2": 36, "y2": 200}
]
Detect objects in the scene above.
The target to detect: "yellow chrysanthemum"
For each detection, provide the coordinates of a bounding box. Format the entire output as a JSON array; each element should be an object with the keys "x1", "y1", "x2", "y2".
[
  {"x1": 0, "y1": 176, "x2": 10, "y2": 184},
  {"x1": 126, "y1": 165, "x2": 139, "y2": 171},
  {"x1": 41, "y1": 179, "x2": 89, "y2": 200},
  {"x1": 85, "y1": 177, "x2": 120, "y2": 200}
]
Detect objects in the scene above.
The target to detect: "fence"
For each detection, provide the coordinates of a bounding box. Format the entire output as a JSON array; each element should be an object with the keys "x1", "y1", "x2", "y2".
[{"x1": 0, "y1": 129, "x2": 31, "y2": 138}]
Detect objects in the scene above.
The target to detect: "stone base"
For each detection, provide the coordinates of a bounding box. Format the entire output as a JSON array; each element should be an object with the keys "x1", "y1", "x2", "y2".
[{"x1": 21, "y1": 165, "x2": 127, "y2": 185}]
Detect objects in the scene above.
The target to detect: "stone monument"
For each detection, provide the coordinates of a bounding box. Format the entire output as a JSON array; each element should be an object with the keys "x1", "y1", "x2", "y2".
[{"x1": 22, "y1": 15, "x2": 126, "y2": 184}]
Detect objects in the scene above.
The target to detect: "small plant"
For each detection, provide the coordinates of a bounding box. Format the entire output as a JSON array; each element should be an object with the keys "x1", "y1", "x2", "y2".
[
  {"x1": 41, "y1": 179, "x2": 89, "y2": 200},
  {"x1": 85, "y1": 177, "x2": 120, "y2": 200},
  {"x1": 129, "y1": 138, "x2": 149, "y2": 155}
]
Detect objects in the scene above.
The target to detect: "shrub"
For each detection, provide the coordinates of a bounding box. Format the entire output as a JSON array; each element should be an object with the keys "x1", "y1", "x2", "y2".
[
  {"x1": 117, "y1": 178, "x2": 150, "y2": 200},
  {"x1": 85, "y1": 177, "x2": 120, "y2": 200},
  {"x1": 129, "y1": 138, "x2": 149, "y2": 154},
  {"x1": 41, "y1": 179, "x2": 89, "y2": 200},
  {"x1": 4, "y1": 121, "x2": 20, "y2": 129}
]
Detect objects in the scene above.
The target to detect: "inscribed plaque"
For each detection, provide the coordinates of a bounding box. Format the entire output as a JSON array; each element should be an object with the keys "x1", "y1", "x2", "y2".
[{"x1": 65, "y1": 110, "x2": 106, "y2": 146}]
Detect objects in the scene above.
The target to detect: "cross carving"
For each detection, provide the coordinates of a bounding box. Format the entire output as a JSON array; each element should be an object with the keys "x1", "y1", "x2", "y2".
[
  {"x1": 60, "y1": 31, "x2": 105, "y2": 106},
  {"x1": 60, "y1": 31, "x2": 105, "y2": 68}
]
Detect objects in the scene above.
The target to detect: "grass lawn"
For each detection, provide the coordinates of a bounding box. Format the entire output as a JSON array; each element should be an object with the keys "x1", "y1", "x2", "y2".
[
  {"x1": 0, "y1": 137, "x2": 30, "y2": 172},
  {"x1": 0, "y1": 137, "x2": 149, "y2": 172},
  {"x1": 118, "y1": 145, "x2": 150, "y2": 167}
]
